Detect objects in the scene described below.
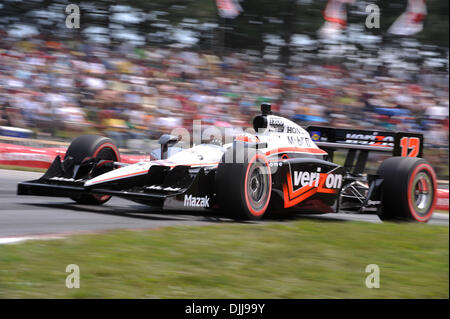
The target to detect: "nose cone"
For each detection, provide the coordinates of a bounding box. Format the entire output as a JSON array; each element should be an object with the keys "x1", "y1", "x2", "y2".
[{"x1": 84, "y1": 163, "x2": 150, "y2": 187}]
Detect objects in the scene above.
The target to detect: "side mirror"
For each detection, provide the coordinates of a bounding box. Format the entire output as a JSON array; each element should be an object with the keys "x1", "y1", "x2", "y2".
[{"x1": 158, "y1": 134, "x2": 180, "y2": 159}]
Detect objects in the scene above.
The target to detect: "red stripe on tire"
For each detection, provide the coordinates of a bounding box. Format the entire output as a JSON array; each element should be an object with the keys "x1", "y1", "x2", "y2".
[{"x1": 93, "y1": 143, "x2": 121, "y2": 162}]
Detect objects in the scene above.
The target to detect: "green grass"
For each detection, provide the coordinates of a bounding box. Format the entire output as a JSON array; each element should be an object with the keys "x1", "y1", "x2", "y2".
[{"x1": 0, "y1": 221, "x2": 448, "y2": 298}]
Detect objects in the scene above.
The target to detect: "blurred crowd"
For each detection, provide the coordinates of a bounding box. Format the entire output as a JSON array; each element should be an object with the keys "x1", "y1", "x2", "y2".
[{"x1": 0, "y1": 34, "x2": 448, "y2": 152}]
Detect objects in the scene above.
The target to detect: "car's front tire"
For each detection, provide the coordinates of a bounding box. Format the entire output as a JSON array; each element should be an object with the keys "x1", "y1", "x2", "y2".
[
  {"x1": 216, "y1": 147, "x2": 272, "y2": 220},
  {"x1": 65, "y1": 135, "x2": 120, "y2": 205}
]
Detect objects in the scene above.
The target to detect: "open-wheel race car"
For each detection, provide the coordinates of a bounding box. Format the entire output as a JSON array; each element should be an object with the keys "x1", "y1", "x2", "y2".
[{"x1": 18, "y1": 104, "x2": 438, "y2": 222}]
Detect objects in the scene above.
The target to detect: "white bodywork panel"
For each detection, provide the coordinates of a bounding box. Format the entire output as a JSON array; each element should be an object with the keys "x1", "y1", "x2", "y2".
[{"x1": 257, "y1": 115, "x2": 320, "y2": 153}]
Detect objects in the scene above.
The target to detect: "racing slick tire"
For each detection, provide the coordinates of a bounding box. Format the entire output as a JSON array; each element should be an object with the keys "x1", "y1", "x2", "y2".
[
  {"x1": 377, "y1": 157, "x2": 437, "y2": 222},
  {"x1": 65, "y1": 135, "x2": 120, "y2": 205},
  {"x1": 216, "y1": 147, "x2": 272, "y2": 220}
]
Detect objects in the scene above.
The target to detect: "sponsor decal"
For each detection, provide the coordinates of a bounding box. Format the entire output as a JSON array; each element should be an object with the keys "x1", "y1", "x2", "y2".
[
  {"x1": 268, "y1": 118, "x2": 285, "y2": 132},
  {"x1": 293, "y1": 168, "x2": 342, "y2": 189},
  {"x1": 283, "y1": 167, "x2": 342, "y2": 208},
  {"x1": 344, "y1": 133, "x2": 394, "y2": 147},
  {"x1": 286, "y1": 126, "x2": 302, "y2": 134},
  {"x1": 287, "y1": 135, "x2": 312, "y2": 147},
  {"x1": 184, "y1": 194, "x2": 210, "y2": 208},
  {"x1": 146, "y1": 185, "x2": 182, "y2": 192},
  {"x1": 310, "y1": 131, "x2": 321, "y2": 141}
]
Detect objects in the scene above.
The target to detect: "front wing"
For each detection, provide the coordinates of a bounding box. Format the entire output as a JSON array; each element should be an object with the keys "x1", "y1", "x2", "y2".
[{"x1": 17, "y1": 156, "x2": 217, "y2": 212}]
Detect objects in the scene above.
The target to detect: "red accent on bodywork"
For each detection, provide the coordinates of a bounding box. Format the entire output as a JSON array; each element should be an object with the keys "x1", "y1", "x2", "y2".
[{"x1": 265, "y1": 147, "x2": 327, "y2": 157}]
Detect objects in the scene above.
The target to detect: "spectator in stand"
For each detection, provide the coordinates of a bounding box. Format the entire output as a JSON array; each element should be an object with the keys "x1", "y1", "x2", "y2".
[{"x1": 0, "y1": 35, "x2": 447, "y2": 156}]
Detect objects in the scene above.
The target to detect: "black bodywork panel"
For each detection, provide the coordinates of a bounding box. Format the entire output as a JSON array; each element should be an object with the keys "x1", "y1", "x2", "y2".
[{"x1": 269, "y1": 158, "x2": 346, "y2": 213}]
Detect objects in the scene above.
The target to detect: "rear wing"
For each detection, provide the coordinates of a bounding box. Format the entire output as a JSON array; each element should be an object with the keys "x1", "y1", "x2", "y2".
[
  {"x1": 306, "y1": 126, "x2": 424, "y2": 157},
  {"x1": 306, "y1": 126, "x2": 424, "y2": 174}
]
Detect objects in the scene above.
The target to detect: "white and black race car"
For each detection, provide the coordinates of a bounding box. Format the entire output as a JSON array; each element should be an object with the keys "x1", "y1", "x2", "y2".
[{"x1": 18, "y1": 104, "x2": 438, "y2": 222}]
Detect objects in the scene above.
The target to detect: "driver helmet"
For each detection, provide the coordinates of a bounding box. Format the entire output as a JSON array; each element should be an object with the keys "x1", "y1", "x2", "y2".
[{"x1": 234, "y1": 132, "x2": 259, "y2": 143}]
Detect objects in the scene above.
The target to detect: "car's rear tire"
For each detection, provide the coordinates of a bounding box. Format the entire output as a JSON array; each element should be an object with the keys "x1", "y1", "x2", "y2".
[
  {"x1": 65, "y1": 135, "x2": 120, "y2": 205},
  {"x1": 377, "y1": 157, "x2": 437, "y2": 222},
  {"x1": 216, "y1": 147, "x2": 272, "y2": 220}
]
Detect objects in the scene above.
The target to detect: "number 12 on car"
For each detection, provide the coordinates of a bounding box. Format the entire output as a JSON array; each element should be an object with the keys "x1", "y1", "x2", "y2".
[{"x1": 400, "y1": 137, "x2": 420, "y2": 157}]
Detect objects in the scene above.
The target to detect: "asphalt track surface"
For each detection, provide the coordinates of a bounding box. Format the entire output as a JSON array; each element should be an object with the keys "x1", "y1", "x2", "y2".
[{"x1": 0, "y1": 169, "x2": 448, "y2": 240}]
